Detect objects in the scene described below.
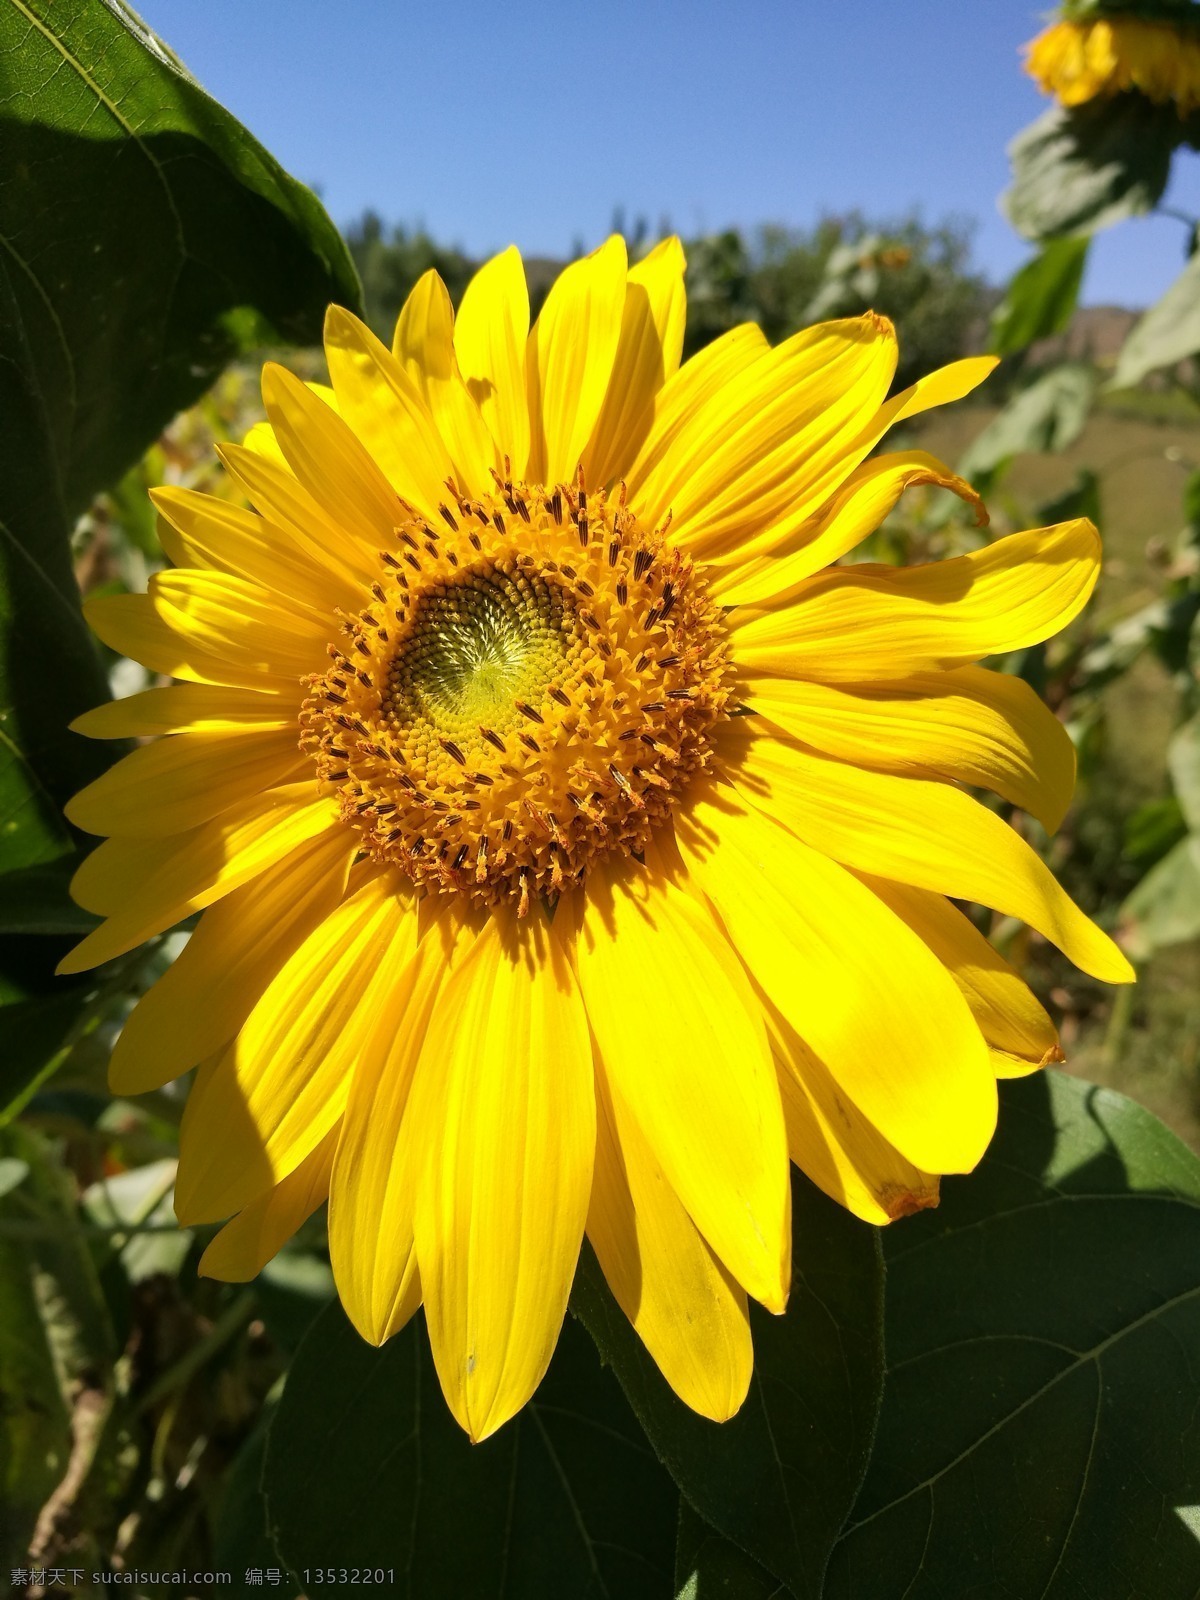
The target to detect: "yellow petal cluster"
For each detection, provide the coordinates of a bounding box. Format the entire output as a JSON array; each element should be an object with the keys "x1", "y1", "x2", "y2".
[
  {"x1": 1025, "y1": 13, "x2": 1200, "y2": 115},
  {"x1": 62, "y1": 236, "x2": 1134, "y2": 1442}
]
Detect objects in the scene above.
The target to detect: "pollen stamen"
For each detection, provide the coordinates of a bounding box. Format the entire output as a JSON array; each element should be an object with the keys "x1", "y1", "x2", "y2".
[{"x1": 300, "y1": 481, "x2": 732, "y2": 909}]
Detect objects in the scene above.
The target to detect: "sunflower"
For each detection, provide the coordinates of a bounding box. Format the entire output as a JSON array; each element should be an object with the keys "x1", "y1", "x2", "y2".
[
  {"x1": 61, "y1": 237, "x2": 1133, "y2": 1442},
  {"x1": 1025, "y1": 12, "x2": 1200, "y2": 115}
]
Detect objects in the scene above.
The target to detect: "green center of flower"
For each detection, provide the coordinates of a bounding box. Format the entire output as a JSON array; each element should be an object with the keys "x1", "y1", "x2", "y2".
[
  {"x1": 382, "y1": 565, "x2": 574, "y2": 739},
  {"x1": 300, "y1": 479, "x2": 734, "y2": 914}
]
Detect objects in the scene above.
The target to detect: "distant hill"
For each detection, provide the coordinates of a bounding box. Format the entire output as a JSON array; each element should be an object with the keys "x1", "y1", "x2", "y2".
[{"x1": 1026, "y1": 305, "x2": 1140, "y2": 367}]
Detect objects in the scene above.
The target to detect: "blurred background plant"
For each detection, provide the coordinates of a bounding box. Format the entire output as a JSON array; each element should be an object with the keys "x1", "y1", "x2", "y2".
[{"x1": 5, "y1": 0, "x2": 1200, "y2": 1592}]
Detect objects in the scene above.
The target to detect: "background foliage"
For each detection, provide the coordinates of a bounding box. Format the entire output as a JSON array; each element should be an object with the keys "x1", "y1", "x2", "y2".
[{"x1": 1, "y1": 1, "x2": 1199, "y2": 1595}]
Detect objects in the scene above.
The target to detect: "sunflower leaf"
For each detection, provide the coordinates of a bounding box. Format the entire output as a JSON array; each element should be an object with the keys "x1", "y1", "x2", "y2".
[
  {"x1": 988, "y1": 236, "x2": 1090, "y2": 358},
  {"x1": 1002, "y1": 97, "x2": 1177, "y2": 242},
  {"x1": 824, "y1": 1070, "x2": 1200, "y2": 1599},
  {"x1": 261, "y1": 1303, "x2": 679, "y2": 1596},
  {"x1": 572, "y1": 1171, "x2": 885, "y2": 1599},
  {"x1": 1111, "y1": 252, "x2": 1200, "y2": 391},
  {"x1": 957, "y1": 363, "x2": 1097, "y2": 479},
  {"x1": 1119, "y1": 833, "x2": 1200, "y2": 957},
  {"x1": 1168, "y1": 714, "x2": 1200, "y2": 831},
  {"x1": 0, "y1": 0, "x2": 360, "y2": 868},
  {"x1": 674, "y1": 1500, "x2": 788, "y2": 1599},
  {"x1": 0, "y1": 0, "x2": 360, "y2": 1091}
]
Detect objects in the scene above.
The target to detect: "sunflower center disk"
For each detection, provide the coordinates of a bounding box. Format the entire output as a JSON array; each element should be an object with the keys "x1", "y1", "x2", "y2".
[{"x1": 301, "y1": 481, "x2": 732, "y2": 912}]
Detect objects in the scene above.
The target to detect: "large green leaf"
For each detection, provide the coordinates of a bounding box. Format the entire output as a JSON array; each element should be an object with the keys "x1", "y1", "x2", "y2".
[
  {"x1": 262, "y1": 1302, "x2": 679, "y2": 1597},
  {"x1": 0, "y1": 0, "x2": 360, "y2": 1100},
  {"x1": 1119, "y1": 834, "x2": 1200, "y2": 957},
  {"x1": 1167, "y1": 713, "x2": 1200, "y2": 833},
  {"x1": 958, "y1": 363, "x2": 1097, "y2": 479},
  {"x1": 674, "y1": 1502, "x2": 785, "y2": 1600},
  {"x1": 988, "y1": 236, "x2": 1090, "y2": 357},
  {"x1": 825, "y1": 1072, "x2": 1200, "y2": 1599},
  {"x1": 1003, "y1": 98, "x2": 1177, "y2": 242},
  {"x1": 572, "y1": 1171, "x2": 884, "y2": 1599},
  {"x1": 1111, "y1": 251, "x2": 1200, "y2": 391},
  {"x1": 213, "y1": 1393, "x2": 301, "y2": 1600},
  {"x1": 0, "y1": 0, "x2": 360, "y2": 869}
]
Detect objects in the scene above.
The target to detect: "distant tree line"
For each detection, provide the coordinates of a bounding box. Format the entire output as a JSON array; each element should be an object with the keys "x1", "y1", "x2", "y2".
[{"x1": 344, "y1": 210, "x2": 991, "y2": 394}]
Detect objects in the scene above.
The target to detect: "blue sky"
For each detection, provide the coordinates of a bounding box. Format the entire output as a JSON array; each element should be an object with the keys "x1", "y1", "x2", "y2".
[{"x1": 140, "y1": 0, "x2": 1200, "y2": 308}]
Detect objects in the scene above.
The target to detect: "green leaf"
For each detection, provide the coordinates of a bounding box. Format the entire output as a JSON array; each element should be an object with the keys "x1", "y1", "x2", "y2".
[
  {"x1": 1111, "y1": 251, "x2": 1200, "y2": 391},
  {"x1": 80, "y1": 1158, "x2": 190, "y2": 1282},
  {"x1": 1167, "y1": 712, "x2": 1200, "y2": 832},
  {"x1": 254, "y1": 1251, "x2": 336, "y2": 1354},
  {"x1": 674, "y1": 1501, "x2": 786, "y2": 1600},
  {"x1": 0, "y1": 860, "x2": 98, "y2": 935},
  {"x1": 988, "y1": 236, "x2": 1090, "y2": 357},
  {"x1": 0, "y1": 982, "x2": 95, "y2": 1121},
  {"x1": 0, "y1": 0, "x2": 360, "y2": 871},
  {"x1": 825, "y1": 1072, "x2": 1200, "y2": 1600},
  {"x1": 572, "y1": 1171, "x2": 884, "y2": 1599},
  {"x1": 213, "y1": 1391, "x2": 301, "y2": 1600},
  {"x1": 1119, "y1": 834, "x2": 1200, "y2": 957},
  {"x1": 1123, "y1": 795, "x2": 1188, "y2": 869},
  {"x1": 0, "y1": 0, "x2": 361, "y2": 1106},
  {"x1": 1003, "y1": 98, "x2": 1177, "y2": 242},
  {"x1": 0, "y1": 1123, "x2": 117, "y2": 1564},
  {"x1": 0, "y1": 920, "x2": 99, "y2": 1121},
  {"x1": 958, "y1": 363, "x2": 1097, "y2": 479},
  {"x1": 263, "y1": 1303, "x2": 679, "y2": 1597},
  {"x1": 0, "y1": 1169, "x2": 72, "y2": 1564}
]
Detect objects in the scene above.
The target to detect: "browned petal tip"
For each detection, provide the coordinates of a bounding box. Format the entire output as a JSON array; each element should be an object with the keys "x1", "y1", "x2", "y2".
[{"x1": 882, "y1": 1181, "x2": 941, "y2": 1221}]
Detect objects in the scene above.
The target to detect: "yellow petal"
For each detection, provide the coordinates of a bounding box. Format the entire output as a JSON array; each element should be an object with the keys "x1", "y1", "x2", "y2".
[
  {"x1": 860, "y1": 874, "x2": 1064, "y2": 1073},
  {"x1": 414, "y1": 909, "x2": 594, "y2": 1442},
  {"x1": 631, "y1": 314, "x2": 897, "y2": 565},
  {"x1": 110, "y1": 825, "x2": 356, "y2": 1094},
  {"x1": 328, "y1": 909, "x2": 469, "y2": 1346},
  {"x1": 677, "y1": 780, "x2": 997, "y2": 1174},
  {"x1": 65, "y1": 728, "x2": 304, "y2": 838},
  {"x1": 153, "y1": 569, "x2": 330, "y2": 680},
  {"x1": 242, "y1": 419, "x2": 288, "y2": 466},
  {"x1": 322, "y1": 305, "x2": 462, "y2": 516},
  {"x1": 175, "y1": 869, "x2": 418, "y2": 1225},
  {"x1": 742, "y1": 664, "x2": 1077, "y2": 834},
  {"x1": 70, "y1": 684, "x2": 294, "y2": 740},
  {"x1": 85, "y1": 571, "x2": 329, "y2": 690},
  {"x1": 765, "y1": 1006, "x2": 940, "y2": 1226},
  {"x1": 587, "y1": 1065, "x2": 752, "y2": 1421},
  {"x1": 715, "y1": 448, "x2": 986, "y2": 606},
  {"x1": 624, "y1": 323, "x2": 768, "y2": 504},
  {"x1": 862, "y1": 355, "x2": 999, "y2": 443},
  {"x1": 726, "y1": 726, "x2": 1133, "y2": 984},
  {"x1": 217, "y1": 440, "x2": 377, "y2": 585},
  {"x1": 244, "y1": 380, "x2": 340, "y2": 469},
  {"x1": 392, "y1": 270, "x2": 499, "y2": 497},
  {"x1": 58, "y1": 786, "x2": 340, "y2": 974},
  {"x1": 581, "y1": 236, "x2": 687, "y2": 489},
  {"x1": 729, "y1": 520, "x2": 1102, "y2": 684},
  {"x1": 150, "y1": 485, "x2": 358, "y2": 616},
  {"x1": 262, "y1": 356, "x2": 417, "y2": 541},
  {"x1": 575, "y1": 855, "x2": 790, "y2": 1311},
  {"x1": 198, "y1": 1126, "x2": 339, "y2": 1282},
  {"x1": 453, "y1": 245, "x2": 531, "y2": 474},
  {"x1": 526, "y1": 235, "x2": 628, "y2": 485},
  {"x1": 82, "y1": 590, "x2": 289, "y2": 695}
]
